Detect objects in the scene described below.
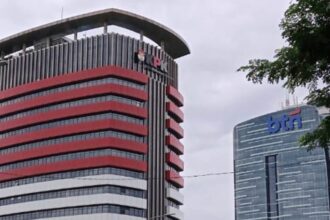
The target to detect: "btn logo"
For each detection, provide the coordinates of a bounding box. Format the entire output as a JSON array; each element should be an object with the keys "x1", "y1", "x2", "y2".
[
  {"x1": 267, "y1": 108, "x2": 303, "y2": 134},
  {"x1": 135, "y1": 50, "x2": 168, "y2": 73}
]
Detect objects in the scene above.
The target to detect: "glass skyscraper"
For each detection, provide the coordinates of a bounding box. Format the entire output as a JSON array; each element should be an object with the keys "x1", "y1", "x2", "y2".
[{"x1": 234, "y1": 105, "x2": 330, "y2": 220}]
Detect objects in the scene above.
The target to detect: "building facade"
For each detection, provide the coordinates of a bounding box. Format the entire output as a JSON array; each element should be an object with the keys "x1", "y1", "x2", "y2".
[
  {"x1": 234, "y1": 105, "x2": 330, "y2": 220},
  {"x1": 0, "y1": 9, "x2": 189, "y2": 220}
]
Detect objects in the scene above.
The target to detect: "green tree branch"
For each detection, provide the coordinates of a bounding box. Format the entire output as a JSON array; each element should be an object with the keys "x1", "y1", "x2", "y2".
[{"x1": 238, "y1": 0, "x2": 330, "y2": 149}]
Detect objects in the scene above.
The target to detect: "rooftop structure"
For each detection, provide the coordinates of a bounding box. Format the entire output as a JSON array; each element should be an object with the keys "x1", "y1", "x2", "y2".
[{"x1": 0, "y1": 8, "x2": 190, "y2": 59}]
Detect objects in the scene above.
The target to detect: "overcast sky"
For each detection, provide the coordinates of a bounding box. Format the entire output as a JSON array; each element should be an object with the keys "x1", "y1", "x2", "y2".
[{"x1": 0, "y1": 1, "x2": 309, "y2": 219}]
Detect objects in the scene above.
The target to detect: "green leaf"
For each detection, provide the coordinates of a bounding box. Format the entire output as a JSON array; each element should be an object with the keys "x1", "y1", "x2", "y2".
[{"x1": 238, "y1": 0, "x2": 330, "y2": 150}]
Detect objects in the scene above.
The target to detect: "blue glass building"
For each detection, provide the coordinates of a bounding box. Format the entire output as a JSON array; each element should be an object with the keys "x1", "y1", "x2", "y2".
[{"x1": 234, "y1": 105, "x2": 330, "y2": 220}]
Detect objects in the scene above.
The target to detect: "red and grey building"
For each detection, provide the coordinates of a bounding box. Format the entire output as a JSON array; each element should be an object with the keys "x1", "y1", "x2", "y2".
[{"x1": 0, "y1": 9, "x2": 189, "y2": 220}]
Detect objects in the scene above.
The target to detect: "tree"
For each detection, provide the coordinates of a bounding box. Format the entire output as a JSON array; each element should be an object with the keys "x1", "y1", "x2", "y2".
[{"x1": 238, "y1": 0, "x2": 330, "y2": 150}]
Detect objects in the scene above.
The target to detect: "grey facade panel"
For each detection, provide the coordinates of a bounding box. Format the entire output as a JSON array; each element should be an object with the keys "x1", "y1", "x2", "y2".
[
  {"x1": 0, "y1": 33, "x2": 178, "y2": 92},
  {"x1": 146, "y1": 78, "x2": 166, "y2": 219}
]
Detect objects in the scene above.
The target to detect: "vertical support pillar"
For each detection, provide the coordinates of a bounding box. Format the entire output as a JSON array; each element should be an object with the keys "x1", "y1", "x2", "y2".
[
  {"x1": 74, "y1": 32, "x2": 78, "y2": 40},
  {"x1": 140, "y1": 31, "x2": 144, "y2": 42},
  {"x1": 103, "y1": 22, "x2": 108, "y2": 34},
  {"x1": 46, "y1": 38, "x2": 51, "y2": 47},
  {"x1": 161, "y1": 41, "x2": 165, "y2": 50},
  {"x1": 22, "y1": 44, "x2": 26, "y2": 55}
]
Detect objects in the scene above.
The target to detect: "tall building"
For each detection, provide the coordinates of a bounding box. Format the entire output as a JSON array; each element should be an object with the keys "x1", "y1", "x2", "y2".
[
  {"x1": 234, "y1": 105, "x2": 330, "y2": 220},
  {"x1": 0, "y1": 9, "x2": 189, "y2": 220}
]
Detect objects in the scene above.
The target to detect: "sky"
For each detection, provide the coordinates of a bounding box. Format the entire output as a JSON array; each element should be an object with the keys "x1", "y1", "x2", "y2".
[{"x1": 0, "y1": 1, "x2": 309, "y2": 219}]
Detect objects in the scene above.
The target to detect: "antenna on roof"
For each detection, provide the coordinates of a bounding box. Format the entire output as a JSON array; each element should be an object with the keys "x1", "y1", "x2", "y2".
[
  {"x1": 285, "y1": 94, "x2": 290, "y2": 107},
  {"x1": 61, "y1": 7, "x2": 64, "y2": 20}
]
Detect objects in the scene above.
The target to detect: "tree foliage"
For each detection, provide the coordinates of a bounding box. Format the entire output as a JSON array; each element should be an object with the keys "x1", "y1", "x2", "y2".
[{"x1": 238, "y1": 0, "x2": 330, "y2": 150}]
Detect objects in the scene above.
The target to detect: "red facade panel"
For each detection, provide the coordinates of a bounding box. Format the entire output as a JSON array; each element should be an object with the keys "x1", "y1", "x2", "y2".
[
  {"x1": 0, "y1": 84, "x2": 147, "y2": 117},
  {"x1": 0, "y1": 137, "x2": 147, "y2": 165},
  {"x1": 166, "y1": 85, "x2": 184, "y2": 107},
  {"x1": 0, "y1": 66, "x2": 148, "y2": 101},
  {"x1": 166, "y1": 101, "x2": 184, "y2": 123},
  {"x1": 0, "y1": 156, "x2": 147, "y2": 182},
  {"x1": 0, "y1": 120, "x2": 147, "y2": 149},
  {"x1": 166, "y1": 135, "x2": 184, "y2": 155},
  {"x1": 0, "y1": 101, "x2": 147, "y2": 132},
  {"x1": 165, "y1": 170, "x2": 184, "y2": 188},
  {"x1": 166, "y1": 118, "x2": 184, "y2": 139},
  {"x1": 166, "y1": 152, "x2": 184, "y2": 171}
]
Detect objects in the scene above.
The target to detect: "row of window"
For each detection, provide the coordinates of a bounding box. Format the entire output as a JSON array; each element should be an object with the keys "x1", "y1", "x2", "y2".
[
  {"x1": 0, "y1": 204, "x2": 146, "y2": 220},
  {"x1": 168, "y1": 182, "x2": 180, "y2": 192},
  {"x1": 167, "y1": 103, "x2": 183, "y2": 125},
  {"x1": 0, "y1": 76, "x2": 145, "y2": 107},
  {"x1": 0, "y1": 167, "x2": 145, "y2": 189},
  {"x1": 0, "y1": 130, "x2": 144, "y2": 155},
  {"x1": 0, "y1": 94, "x2": 144, "y2": 123},
  {"x1": 0, "y1": 185, "x2": 146, "y2": 206},
  {"x1": 166, "y1": 154, "x2": 183, "y2": 174},
  {"x1": 0, "y1": 111, "x2": 144, "y2": 139},
  {"x1": 168, "y1": 199, "x2": 180, "y2": 209},
  {"x1": 0, "y1": 148, "x2": 145, "y2": 172},
  {"x1": 166, "y1": 104, "x2": 183, "y2": 189}
]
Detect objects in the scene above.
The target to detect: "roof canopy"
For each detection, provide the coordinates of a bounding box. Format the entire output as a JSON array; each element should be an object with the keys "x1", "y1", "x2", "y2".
[{"x1": 0, "y1": 8, "x2": 190, "y2": 59}]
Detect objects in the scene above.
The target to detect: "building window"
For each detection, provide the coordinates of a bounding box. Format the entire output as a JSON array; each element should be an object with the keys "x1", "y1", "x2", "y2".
[{"x1": 265, "y1": 155, "x2": 279, "y2": 219}]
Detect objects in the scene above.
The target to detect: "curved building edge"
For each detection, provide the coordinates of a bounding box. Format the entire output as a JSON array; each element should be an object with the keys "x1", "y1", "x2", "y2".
[{"x1": 0, "y1": 8, "x2": 190, "y2": 59}]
